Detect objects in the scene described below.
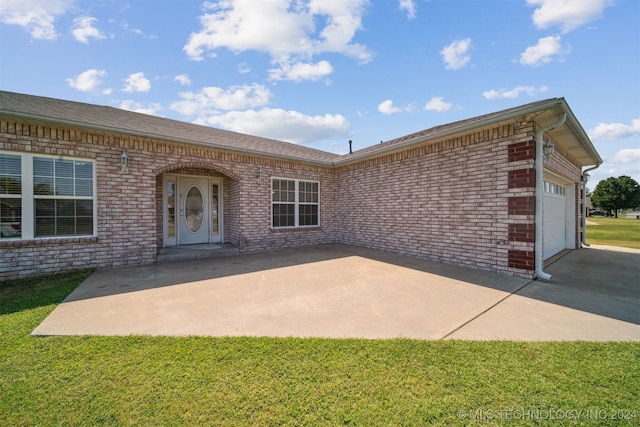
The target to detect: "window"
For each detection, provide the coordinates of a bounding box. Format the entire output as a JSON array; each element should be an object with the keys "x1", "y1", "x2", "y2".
[
  {"x1": 0, "y1": 154, "x2": 22, "y2": 238},
  {"x1": 0, "y1": 151, "x2": 96, "y2": 240},
  {"x1": 544, "y1": 180, "x2": 565, "y2": 196},
  {"x1": 33, "y1": 157, "x2": 94, "y2": 237},
  {"x1": 167, "y1": 180, "x2": 176, "y2": 238},
  {"x1": 272, "y1": 178, "x2": 319, "y2": 228},
  {"x1": 211, "y1": 183, "x2": 219, "y2": 234}
]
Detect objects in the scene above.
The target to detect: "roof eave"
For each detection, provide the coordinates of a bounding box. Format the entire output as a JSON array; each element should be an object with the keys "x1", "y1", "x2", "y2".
[
  {"x1": 555, "y1": 99, "x2": 603, "y2": 167},
  {"x1": 334, "y1": 98, "x2": 567, "y2": 166},
  {"x1": 334, "y1": 97, "x2": 603, "y2": 168},
  {"x1": 0, "y1": 109, "x2": 334, "y2": 168}
]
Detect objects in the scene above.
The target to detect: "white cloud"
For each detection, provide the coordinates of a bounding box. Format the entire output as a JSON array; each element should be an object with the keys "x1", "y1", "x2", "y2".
[
  {"x1": 198, "y1": 108, "x2": 349, "y2": 145},
  {"x1": 0, "y1": 0, "x2": 72, "y2": 40},
  {"x1": 378, "y1": 100, "x2": 401, "y2": 115},
  {"x1": 123, "y1": 72, "x2": 151, "y2": 93},
  {"x1": 440, "y1": 38, "x2": 472, "y2": 70},
  {"x1": 588, "y1": 118, "x2": 640, "y2": 141},
  {"x1": 170, "y1": 84, "x2": 272, "y2": 115},
  {"x1": 269, "y1": 60, "x2": 333, "y2": 82},
  {"x1": 399, "y1": 0, "x2": 416, "y2": 20},
  {"x1": 174, "y1": 74, "x2": 192, "y2": 86},
  {"x1": 183, "y1": 0, "x2": 372, "y2": 69},
  {"x1": 119, "y1": 100, "x2": 162, "y2": 116},
  {"x1": 424, "y1": 96, "x2": 453, "y2": 112},
  {"x1": 604, "y1": 148, "x2": 640, "y2": 178},
  {"x1": 121, "y1": 21, "x2": 157, "y2": 39},
  {"x1": 482, "y1": 85, "x2": 549, "y2": 99},
  {"x1": 66, "y1": 69, "x2": 107, "y2": 92},
  {"x1": 71, "y1": 16, "x2": 105, "y2": 44},
  {"x1": 377, "y1": 99, "x2": 414, "y2": 115},
  {"x1": 519, "y1": 36, "x2": 570, "y2": 66},
  {"x1": 612, "y1": 148, "x2": 640, "y2": 165},
  {"x1": 527, "y1": 0, "x2": 613, "y2": 33}
]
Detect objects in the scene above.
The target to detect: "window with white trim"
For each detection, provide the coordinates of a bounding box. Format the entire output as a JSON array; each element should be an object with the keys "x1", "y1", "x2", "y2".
[
  {"x1": 0, "y1": 151, "x2": 96, "y2": 240},
  {"x1": 543, "y1": 180, "x2": 566, "y2": 196},
  {"x1": 0, "y1": 153, "x2": 22, "y2": 238},
  {"x1": 272, "y1": 178, "x2": 319, "y2": 228}
]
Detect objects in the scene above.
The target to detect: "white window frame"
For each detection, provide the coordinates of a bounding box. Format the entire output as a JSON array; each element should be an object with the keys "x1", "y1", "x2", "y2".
[
  {"x1": 0, "y1": 151, "x2": 97, "y2": 240},
  {"x1": 271, "y1": 177, "x2": 320, "y2": 228},
  {"x1": 544, "y1": 179, "x2": 566, "y2": 196}
]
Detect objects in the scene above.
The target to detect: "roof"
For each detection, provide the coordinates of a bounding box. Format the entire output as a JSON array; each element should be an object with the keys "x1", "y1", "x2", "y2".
[
  {"x1": 0, "y1": 91, "x2": 341, "y2": 164},
  {"x1": 346, "y1": 97, "x2": 602, "y2": 167},
  {"x1": 0, "y1": 91, "x2": 601, "y2": 168}
]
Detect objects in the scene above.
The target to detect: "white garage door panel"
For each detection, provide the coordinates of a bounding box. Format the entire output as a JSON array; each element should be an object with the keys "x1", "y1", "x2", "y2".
[{"x1": 543, "y1": 191, "x2": 566, "y2": 259}]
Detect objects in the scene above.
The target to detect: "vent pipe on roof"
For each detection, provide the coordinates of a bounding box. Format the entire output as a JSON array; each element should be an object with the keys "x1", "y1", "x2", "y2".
[
  {"x1": 349, "y1": 140, "x2": 353, "y2": 154},
  {"x1": 534, "y1": 112, "x2": 566, "y2": 281}
]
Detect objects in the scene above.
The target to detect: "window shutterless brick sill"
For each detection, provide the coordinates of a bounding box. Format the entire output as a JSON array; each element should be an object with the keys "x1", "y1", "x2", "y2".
[
  {"x1": 0, "y1": 236, "x2": 98, "y2": 248},
  {"x1": 270, "y1": 227, "x2": 322, "y2": 233}
]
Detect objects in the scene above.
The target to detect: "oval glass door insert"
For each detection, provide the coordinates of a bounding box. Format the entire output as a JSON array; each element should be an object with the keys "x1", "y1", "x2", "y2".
[{"x1": 185, "y1": 186, "x2": 204, "y2": 233}]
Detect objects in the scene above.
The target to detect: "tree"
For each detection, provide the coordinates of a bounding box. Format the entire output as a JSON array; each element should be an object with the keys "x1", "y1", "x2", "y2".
[{"x1": 591, "y1": 176, "x2": 640, "y2": 218}]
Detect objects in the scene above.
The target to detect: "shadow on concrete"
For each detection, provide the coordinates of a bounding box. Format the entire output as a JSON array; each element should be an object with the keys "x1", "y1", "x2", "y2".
[
  {"x1": 61, "y1": 244, "x2": 522, "y2": 302},
  {"x1": 531, "y1": 246, "x2": 639, "y2": 324},
  {"x1": 57, "y1": 244, "x2": 639, "y2": 326}
]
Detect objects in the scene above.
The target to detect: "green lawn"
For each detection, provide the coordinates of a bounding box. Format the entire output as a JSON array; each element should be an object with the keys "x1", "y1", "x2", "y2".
[
  {"x1": 1, "y1": 272, "x2": 639, "y2": 426},
  {"x1": 586, "y1": 216, "x2": 640, "y2": 249}
]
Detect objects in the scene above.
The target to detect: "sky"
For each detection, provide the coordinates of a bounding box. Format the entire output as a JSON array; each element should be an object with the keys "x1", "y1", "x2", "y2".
[{"x1": 0, "y1": 0, "x2": 638, "y2": 189}]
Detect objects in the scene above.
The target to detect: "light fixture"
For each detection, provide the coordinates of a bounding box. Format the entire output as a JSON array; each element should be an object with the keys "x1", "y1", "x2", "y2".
[
  {"x1": 120, "y1": 151, "x2": 129, "y2": 174},
  {"x1": 582, "y1": 172, "x2": 590, "y2": 183},
  {"x1": 543, "y1": 139, "x2": 555, "y2": 159},
  {"x1": 256, "y1": 166, "x2": 263, "y2": 182}
]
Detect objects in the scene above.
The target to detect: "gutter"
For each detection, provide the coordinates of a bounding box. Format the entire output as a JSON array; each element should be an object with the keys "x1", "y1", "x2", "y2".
[
  {"x1": 534, "y1": 112, "x2": 567, "y2": 281},
  {"x1": 581, "y1": 163, "x2": 601, "y2": 246}
]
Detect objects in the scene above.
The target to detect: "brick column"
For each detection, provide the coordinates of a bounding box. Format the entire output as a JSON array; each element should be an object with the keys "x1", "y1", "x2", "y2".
[{"x1": 507, "y1": 137, "x2": 536, "y2": 276}]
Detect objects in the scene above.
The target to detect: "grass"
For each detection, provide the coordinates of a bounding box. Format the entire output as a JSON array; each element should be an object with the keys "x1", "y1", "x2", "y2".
[
  {"x1": 586, "y1": 216, "x2": 640, "y2": 249},
  {"x1": 1, "y1": 272, "x2": 639, "y2": 426}
]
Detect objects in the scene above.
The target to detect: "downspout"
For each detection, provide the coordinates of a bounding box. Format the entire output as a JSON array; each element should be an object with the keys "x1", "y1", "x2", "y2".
[
  {"x1": 581, "y1": 163, "x2": 601, "y2": 246},
  {"x1": 534, "y1": 112, "x2": 566, "y2": 281}
]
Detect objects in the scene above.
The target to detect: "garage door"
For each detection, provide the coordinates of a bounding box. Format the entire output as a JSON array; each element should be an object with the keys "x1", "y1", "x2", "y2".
[{"x1": 543, "y1": 180, "x2": 567, "y2": 259}]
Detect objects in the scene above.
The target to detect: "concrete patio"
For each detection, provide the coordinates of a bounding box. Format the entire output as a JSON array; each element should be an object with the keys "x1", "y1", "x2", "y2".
[{"x1": 32, "y1": 244, "x2": 640, "y2": 341}]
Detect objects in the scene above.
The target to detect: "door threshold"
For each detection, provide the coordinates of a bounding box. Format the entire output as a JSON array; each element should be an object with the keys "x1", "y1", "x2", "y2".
[{"x1": 157, "y1": 243, "x2": 240, "y2": 262}]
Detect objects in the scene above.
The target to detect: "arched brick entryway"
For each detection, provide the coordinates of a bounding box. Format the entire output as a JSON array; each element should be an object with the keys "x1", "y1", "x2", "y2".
[{"x1": 155, "y1": 163, "x2": 241, "y2": 251}]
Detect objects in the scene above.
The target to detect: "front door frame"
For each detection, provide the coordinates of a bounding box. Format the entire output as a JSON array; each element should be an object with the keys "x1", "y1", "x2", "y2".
[{"x1": 163, "y1": 174, "x2": 223, "y2": 247}]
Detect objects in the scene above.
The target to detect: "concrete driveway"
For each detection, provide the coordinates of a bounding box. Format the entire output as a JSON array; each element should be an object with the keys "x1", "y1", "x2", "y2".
[{"x1": 32, "y1": 244, "x2": 640, "y2": 341}]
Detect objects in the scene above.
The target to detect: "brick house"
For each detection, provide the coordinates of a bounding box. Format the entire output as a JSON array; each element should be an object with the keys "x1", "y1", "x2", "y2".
[{"x1": 0, "y1": 91, "x2": 601, "y2": 280}]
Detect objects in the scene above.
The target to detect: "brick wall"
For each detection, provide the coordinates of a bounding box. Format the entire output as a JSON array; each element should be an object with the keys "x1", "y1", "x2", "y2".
[
  {"x1": 0, "y1": 116, "x2": 584, "y2": 280},
  {"x1": 335, "y1": 124, "x2": 525, "y2": 276},
  {"x1": 0, "y1": 119, "x2": 335, "y2": 279}
]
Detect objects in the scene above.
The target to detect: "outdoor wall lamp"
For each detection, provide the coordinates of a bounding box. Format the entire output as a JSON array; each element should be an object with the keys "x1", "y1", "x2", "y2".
[
  {"x1": 256, "y1": 166, "x2": 263, "y2": 182},
  {"x1": 120, "y1": 151, "x2": 129, "y2": 174},
  {"x1": 543, "y1": 139, "x2": 555, "y2": 159},
  {"x1": 582, "y1": 172, "x2": 590, "y2": 183}
]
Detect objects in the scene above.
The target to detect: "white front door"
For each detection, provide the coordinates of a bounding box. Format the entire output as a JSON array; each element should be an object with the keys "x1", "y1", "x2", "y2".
[{"x1": 178, "y1": 177, "x2": 210, "y2": 245}]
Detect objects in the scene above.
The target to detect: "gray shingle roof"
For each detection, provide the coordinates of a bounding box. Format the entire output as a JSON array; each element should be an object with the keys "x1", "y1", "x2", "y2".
[
  {"x1": 0, "y1": 91, "x2": 342, "y2": 164},
  {"x1": 0, "y1": 91, "x2": 600, "y2": 166}
]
